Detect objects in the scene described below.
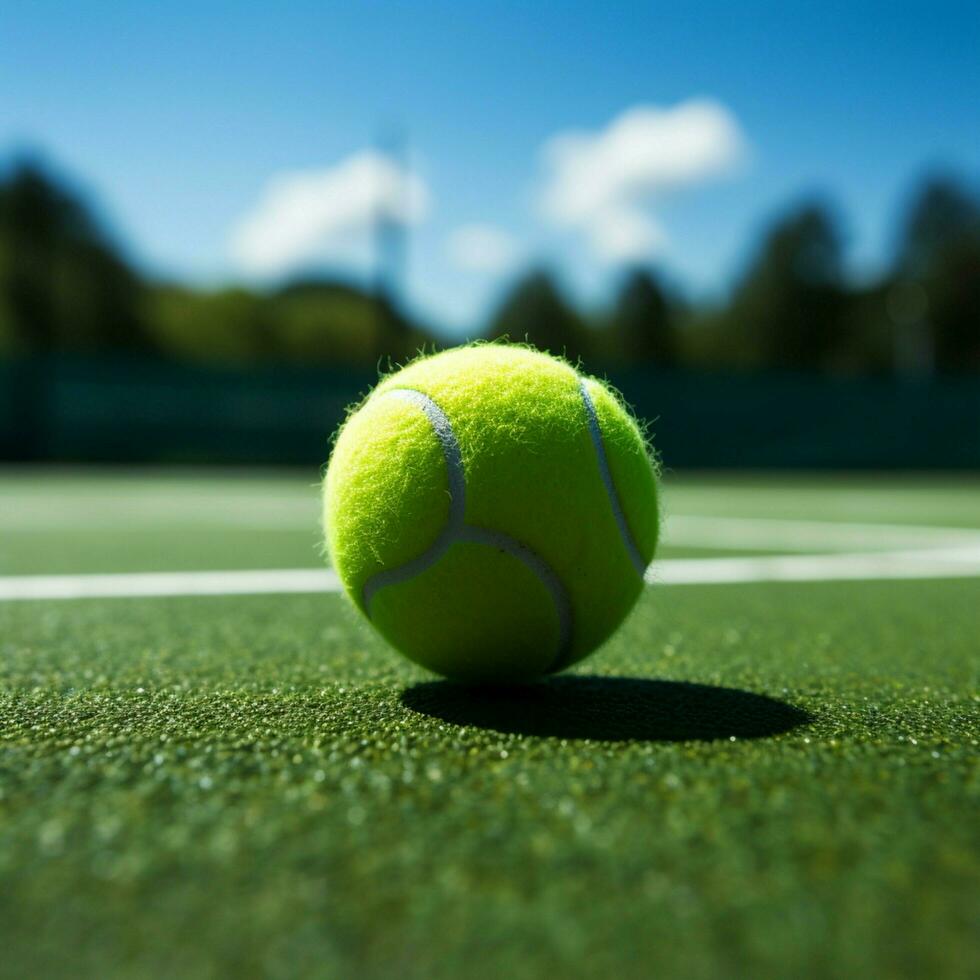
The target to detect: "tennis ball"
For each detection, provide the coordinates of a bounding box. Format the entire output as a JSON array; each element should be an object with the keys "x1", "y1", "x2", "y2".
[{"x1": 323, "y1": 343, "x2": 659, "y2": 682}]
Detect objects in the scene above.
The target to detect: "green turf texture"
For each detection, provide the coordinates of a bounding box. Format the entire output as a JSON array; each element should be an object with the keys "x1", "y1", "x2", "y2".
[
  {"x1": 0, "y1": 472, "x2": 978, "y2": 979},
  {"x1": 324, "y1": 345, "x2": 659, "y2": 679}
]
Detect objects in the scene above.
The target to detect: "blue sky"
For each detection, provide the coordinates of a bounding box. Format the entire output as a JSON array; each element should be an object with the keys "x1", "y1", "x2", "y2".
[{"x1": 2, "y1": 1, "x2": 978, "y2": 332}]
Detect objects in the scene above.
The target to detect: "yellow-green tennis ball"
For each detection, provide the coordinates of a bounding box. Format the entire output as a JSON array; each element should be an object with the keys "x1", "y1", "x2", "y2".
[{"x1": 323, "y1": 344, "x2": 659, "y2": 682}]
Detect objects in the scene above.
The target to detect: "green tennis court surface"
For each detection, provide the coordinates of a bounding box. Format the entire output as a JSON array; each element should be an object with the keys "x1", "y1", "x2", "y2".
[{"x1": 1, "y1": 471, "x2": 978, "y2": 978}]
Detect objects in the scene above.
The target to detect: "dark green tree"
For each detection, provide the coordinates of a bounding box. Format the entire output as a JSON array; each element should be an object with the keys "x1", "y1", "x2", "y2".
[
  {"x1": 145, "y1": 285, "x2": 273, "y2": 363},
  {"x1": 892, "y1": 175, "x2": 980, "y2": 373},
  {"x1": 486, "y1": 269, "x2": 587, "y2": 362},
  {"x1": 274, "y1": 278, "x2": 423, "y2": 365},
  {"x1": 609, "y1": 268, "x2": 676, "y2": 366},
  {"x1": 897, "y1": 176, "x2": 980, "y2": 273},
  {"x1": 726, "y1": 201, "x2": 849, "y2": 371},
  {"x1": 0, "y1": 160, "x2": 149, "y2": 353}
]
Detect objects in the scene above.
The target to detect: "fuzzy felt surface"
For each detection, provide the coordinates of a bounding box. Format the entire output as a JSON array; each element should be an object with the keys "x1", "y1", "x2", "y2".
[{"x1": 324, "y1": 344, "x2": 659, "y2": 680}]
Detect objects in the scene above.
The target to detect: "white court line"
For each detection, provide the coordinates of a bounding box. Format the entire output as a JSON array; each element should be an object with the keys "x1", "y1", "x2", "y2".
[
  {"x1": 3, "y1": 509, "x2": 980, "y2": 553},
  {"x1": 650, "y1": 546, "x2": 980, "y2": 585},
  {"x1": 0, "y1": 569, "x2": 340, "y2": 601},
  {"x1": 663, "y1": 516, "x2": 980, "y2": 552},
  {"x1": 1, "y1": 548, "x2": 979, "y2": 602},
  {"x1": 0, "y1": 507, "x2": 316, "y2": 532}
]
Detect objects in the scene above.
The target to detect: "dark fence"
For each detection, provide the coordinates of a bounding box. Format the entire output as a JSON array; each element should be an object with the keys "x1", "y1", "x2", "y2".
[{"x1": 1, "y1": 356, "x2": 978, "y2": 469}]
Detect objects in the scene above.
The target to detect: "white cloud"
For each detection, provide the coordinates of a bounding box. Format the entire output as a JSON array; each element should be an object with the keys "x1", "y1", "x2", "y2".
[
  {"x1": 539, "y1": 99, "x2": 746, "y2": 262},
  {"x1": 590, "y1": 208, "x2": 667, "y2": 263},
  {"x1": 447, "y1": 224, "x2": 520, "y2": 273},
  {"x1": 229, "y1": 151, "x2": 430, "y2": 276}
]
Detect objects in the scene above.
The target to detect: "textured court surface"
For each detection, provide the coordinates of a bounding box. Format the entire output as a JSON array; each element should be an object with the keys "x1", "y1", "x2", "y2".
[{"x1": 1, "y1": 471, "x2": 978, "y2": 979}]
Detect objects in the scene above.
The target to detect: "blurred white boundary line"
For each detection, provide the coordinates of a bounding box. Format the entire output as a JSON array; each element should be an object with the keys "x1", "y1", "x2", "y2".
[
  {"x1": 650, "y1": 546, "x2": 980, "y2": 585},
  {"x1": 2, "y1": 548, "x2": 979, "y2": 602},
  {"x1": 0, "y1": 508, "x2": 316, "y2": 531},
  {"x1": 663, "y1": 516, "x2": 980, "y2": 551},
  {"x1": 0, "y1": 569, "x2": 339, "y2": 601},
  {"x1": 3, "y1": 512, "x2": 979, "y2": 553}
]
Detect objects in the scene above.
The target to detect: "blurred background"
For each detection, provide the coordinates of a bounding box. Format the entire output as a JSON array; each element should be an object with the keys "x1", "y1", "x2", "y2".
[{"x1": 1, "y1": 0, "x2": 977, "y2": 469}]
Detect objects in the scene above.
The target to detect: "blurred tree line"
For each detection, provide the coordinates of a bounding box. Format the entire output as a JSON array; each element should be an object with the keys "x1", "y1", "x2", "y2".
[{"x1": 1, "y1": 158, "x2": 977, "y2": 375}]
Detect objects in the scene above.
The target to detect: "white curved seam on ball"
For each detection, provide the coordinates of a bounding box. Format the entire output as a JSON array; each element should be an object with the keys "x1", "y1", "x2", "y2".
[
  {"x1": 384, "y1": 389, "x2": 467, "y2": 528},
  {"x1": 458, "y1": 525, "x2": 572, "y2": 663},
  {"x1": 360, "y1": 387, "x2": 572, "y2": 666},
  {"x1": 361, "y1": 389, "x2": 465, "y2": 610},
  {"x1": 577, "y1": 378, "x2": 648, "y2": 577}
]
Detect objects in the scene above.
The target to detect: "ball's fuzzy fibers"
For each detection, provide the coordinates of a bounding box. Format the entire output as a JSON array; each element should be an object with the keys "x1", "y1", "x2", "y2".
[{"x1": 324, "y1": 344, "x2": 659, "y2": 681}]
